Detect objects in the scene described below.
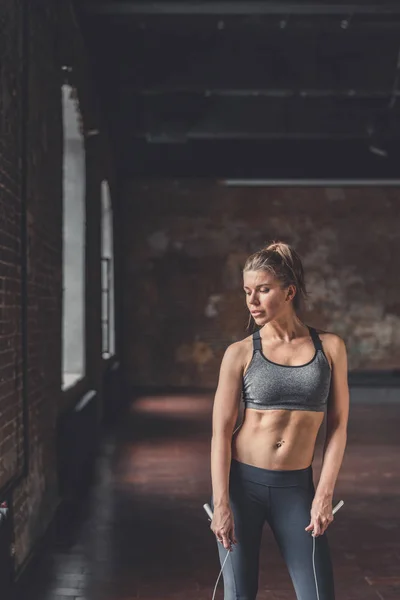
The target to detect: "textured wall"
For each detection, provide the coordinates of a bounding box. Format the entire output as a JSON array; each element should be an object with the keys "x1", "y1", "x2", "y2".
[
  {"x1": 0, "y1": 0, "x2": 24, "y2": 498},
  {"x1": 10, "y1": 2, "x2": 63, "y2": 570},
  {"x1": 0, "y1": 0, "x2": 116, "y2": 574},
  {"x1": 121, "y1": 180, "x2": 400, "y2": 389}
]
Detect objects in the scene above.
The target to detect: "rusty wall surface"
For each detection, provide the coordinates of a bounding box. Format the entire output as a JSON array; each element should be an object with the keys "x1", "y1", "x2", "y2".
[{"x1": 121, "y1": 181, "x2": 400, "y2": 389}]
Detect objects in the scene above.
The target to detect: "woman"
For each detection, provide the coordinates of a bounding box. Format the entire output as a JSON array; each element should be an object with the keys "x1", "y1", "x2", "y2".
[{"x1": 210, "y1": 241, "x2": 349, "y2": 600}]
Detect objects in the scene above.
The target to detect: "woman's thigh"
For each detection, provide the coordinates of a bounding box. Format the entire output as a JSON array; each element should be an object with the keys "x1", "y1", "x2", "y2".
[
  {"x1": 268, "y1": 484, "x2": 335, "y2": 600},
  {"x1": 210, "y1": 469, "x2": 267, "y2": 600}
]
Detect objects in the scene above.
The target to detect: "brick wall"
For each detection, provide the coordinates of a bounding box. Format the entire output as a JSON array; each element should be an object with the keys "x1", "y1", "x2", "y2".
[
  {"x1": 121, "y1": 180, "x2": 400, "y2": 389},
  {"x1": 0, "y1": 0, "x2": 24, "y2": 495},
  {"x1": 0, "y1": 0, "x2": 116, "y2": 574},
  {"x1": 10, "y1": 2, "x2": 63, "y2": 570}
]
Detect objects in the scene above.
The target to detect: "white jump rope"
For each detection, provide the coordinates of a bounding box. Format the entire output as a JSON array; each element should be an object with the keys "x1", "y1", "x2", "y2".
[{"x1": 204, "y1": 493, "x2": 344, "y2": 600}]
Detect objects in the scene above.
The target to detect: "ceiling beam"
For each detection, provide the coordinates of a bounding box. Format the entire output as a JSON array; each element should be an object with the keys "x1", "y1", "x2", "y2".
[
  {"x1": 118, "y1": 138, "x2": 400, "y2": 178},
  {"x1": 223, "y1": 178, "x2": 400, "y2": 185},
  {"x1": 83, "y1": 2, "x2": 400, "y2": 16},
  {"x1": 135, "y1": 88, "x2": 400, "y2": 99}
]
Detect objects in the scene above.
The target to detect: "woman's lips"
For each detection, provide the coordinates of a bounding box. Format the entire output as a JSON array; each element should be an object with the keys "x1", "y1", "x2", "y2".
[{"x1": 251, "y1": 311, "x2": 264, "y2": 316}]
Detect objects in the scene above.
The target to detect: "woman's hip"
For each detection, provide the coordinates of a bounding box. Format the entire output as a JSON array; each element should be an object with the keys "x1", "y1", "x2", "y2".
[{"x1": 230, "y1": 457, "x2": 314, "y2": 490}]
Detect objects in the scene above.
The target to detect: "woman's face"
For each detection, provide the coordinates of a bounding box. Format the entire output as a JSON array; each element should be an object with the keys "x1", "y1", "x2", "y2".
[{"x1": 243, "y1": 270, "x2": 294, "y2": 324}]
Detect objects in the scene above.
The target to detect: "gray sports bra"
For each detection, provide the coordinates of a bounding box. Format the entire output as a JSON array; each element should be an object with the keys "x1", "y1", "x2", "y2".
[{"x1": 242, "y1": 326, "x2": 332, "y2": 412}]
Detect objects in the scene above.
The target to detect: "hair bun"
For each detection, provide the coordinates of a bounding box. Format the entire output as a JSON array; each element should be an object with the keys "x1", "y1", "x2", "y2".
[
  {"x1": 265, "y1": 242, "x2": 289, "y2": 255},
  {"x1": 266, "y1": 243, "x2": 280, "y2": 251}
]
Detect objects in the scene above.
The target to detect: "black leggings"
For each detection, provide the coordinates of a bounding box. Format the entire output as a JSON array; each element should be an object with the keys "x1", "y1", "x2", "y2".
[{"x1": 210, "y1": 458, "x2": 335, "y2": 600}]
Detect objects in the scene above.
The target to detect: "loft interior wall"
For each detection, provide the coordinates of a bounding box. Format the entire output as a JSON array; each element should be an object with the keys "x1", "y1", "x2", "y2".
[{"x1": 120, "y1": 180, "x2": 400, "y2": 391}]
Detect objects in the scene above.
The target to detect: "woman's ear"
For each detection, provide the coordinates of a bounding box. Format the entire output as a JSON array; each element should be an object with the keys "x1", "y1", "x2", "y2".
[{"x1": 286, "y1": 285, "x2": 296, "y2": 301}]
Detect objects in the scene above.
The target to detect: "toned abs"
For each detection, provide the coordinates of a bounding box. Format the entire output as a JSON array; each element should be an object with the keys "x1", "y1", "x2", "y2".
[{"x1": 231, "y1": 408, "x2": 324, "y2": 470}]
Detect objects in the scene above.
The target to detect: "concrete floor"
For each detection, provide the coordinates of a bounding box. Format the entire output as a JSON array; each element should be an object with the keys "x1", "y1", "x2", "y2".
[{"x1": 15, "y1": 391, "x2": 400, "y2": 600}]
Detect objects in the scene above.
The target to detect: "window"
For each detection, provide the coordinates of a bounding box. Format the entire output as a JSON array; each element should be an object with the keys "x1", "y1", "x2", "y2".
[
  {"x1": 61, "y1": 84, "x2": 86, "y2": 389},
  {"x1": 101, "y1": 180, "x2": 115, "y2": 358}
]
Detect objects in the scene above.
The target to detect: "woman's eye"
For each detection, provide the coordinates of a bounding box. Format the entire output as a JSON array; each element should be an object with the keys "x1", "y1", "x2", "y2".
[{"x1": 244, "y1": 289, "x2": 269, "y2": 295}]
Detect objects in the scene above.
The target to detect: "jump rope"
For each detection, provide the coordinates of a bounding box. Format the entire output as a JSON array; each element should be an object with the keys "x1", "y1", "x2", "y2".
[
  {"x1": 203, "y1": 499, "x2": 344, "y2": 600},
  {"x1": 204, "y1": 427, "x2": 344, "y2": 600}
]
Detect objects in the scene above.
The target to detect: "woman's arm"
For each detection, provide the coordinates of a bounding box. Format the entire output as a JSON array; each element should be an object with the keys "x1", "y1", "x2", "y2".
[
  {"x1": 211, "y1": 342, "x2": 244, "y2": 508},
  {"x1": 306, "y1": 334, "x2": 350, "y2": 537}
]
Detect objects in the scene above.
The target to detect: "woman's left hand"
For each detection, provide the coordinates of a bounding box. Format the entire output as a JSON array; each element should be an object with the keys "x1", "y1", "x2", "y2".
[{"x1": 305, "y1": 495, "x2": 334, "y2": 537}]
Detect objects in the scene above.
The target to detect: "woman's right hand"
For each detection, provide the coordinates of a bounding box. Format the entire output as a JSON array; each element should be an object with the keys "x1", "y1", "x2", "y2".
[{"x1": 210, "y1": 504, "x2": 238, "y2": 551}]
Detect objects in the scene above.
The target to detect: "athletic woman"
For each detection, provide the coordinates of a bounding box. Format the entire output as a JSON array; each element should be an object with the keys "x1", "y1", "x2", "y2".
[{"x1": 210, "y1": 241, "x2": 349, "y2": 600}]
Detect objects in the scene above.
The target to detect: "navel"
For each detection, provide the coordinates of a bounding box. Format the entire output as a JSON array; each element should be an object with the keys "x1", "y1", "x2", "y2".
[{"x1": 275, "y1": 439, "x2": 285, "y2": 449}]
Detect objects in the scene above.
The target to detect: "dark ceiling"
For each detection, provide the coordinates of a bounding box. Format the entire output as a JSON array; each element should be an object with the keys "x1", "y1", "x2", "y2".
[{"x1": 77, "y1": 1, "x2": 400, "y2": 179}]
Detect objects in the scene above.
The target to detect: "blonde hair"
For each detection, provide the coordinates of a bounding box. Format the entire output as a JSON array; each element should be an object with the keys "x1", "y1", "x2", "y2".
[{"x1": 243, "y1": 241, "x2": 309, "y2": 326}]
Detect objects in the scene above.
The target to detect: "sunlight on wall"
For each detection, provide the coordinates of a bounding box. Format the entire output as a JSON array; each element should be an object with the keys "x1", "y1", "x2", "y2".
[
  {"x1": 101, "y1": 180, "x2": 115, "y2": 358},
  {"x1": 61, "y1": 84, "x2": 86, "y2": 390}
]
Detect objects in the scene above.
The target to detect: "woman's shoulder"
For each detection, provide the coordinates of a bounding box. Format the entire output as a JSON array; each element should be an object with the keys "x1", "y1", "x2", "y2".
[
  {"x1": 314, "y1": 327, "x2": 346, "y2": 346},
  {"x1": 313, "y1": 327, "x2": 347, "y2": 365},
  {"x1": 224, "y1": 333, "x2": 253, "y2": 353},
  {"x1": 222, "y1": 334, "x2": 254, "y2": 367}
]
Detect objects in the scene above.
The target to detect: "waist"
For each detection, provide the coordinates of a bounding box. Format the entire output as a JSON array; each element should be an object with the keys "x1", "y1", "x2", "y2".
[{"x1": 230, "y1": 457, "x2": 313, "y2": 488}]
